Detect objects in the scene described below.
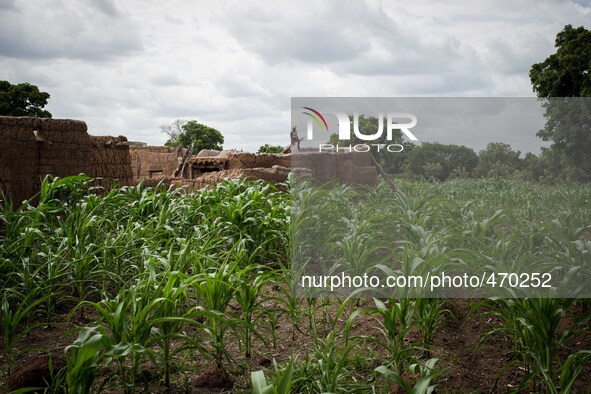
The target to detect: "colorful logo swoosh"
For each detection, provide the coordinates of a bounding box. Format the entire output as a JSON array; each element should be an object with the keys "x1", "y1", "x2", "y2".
[{"x1": 302, "y1": 107, "x2": 329, "y2": 131}]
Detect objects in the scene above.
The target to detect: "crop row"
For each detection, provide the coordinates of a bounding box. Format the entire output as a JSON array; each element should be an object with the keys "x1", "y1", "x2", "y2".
[{"x1": 0, "y1": 175, "x2": 589, "y2": 392}]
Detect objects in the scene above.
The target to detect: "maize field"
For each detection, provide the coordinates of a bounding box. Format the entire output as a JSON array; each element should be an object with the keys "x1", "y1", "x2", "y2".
[{"x1": 0, "y1": 175, "x2": 589, "y2": 393}]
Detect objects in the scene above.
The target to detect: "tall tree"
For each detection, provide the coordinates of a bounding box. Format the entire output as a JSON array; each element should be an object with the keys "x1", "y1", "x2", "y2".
[
  {"x1": 0, "y1": 81, "x2": 52, "y2": 118},
  {"x1": 529, "y1": 25, "x2": 591, "y2": 181},
  {"x1": 407, "y1": 143, "x2": 478, "y2": 181},
  {"x1": 474, "y1": 142, "x2": 521, "y2": 178},
  {"x1": 164, "y1": 120, "x2": 224, "y2": 154},
  {"x1": 529, "y1": 25, "x2": 591, "y2": 97}
]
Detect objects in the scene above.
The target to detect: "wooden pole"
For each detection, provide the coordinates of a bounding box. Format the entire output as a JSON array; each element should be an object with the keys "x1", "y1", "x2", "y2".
[
  {"x1": 173, "y1": 143, "x2": 193, "y2": 178},
  {"x1": 371, "y1": 153, "x2": 397, "y2": 190}
]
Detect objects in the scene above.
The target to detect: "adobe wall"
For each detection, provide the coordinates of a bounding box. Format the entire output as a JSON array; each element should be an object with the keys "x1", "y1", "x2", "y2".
[
  {"x1": 292, "y1": 151, "x2": 377, "y2": 186},
  {"x1": 225, "y1": 152, "x2": 291, "y2": 170},
  {"x1": 129, "y1": 148, "x2": 293, "y2": 181},
  {"x1": 0, "y1": 116, "x2": 132, "y2": 205},
  {"x1": 90, "y1": 136, "x2": 133, "y2": 188},
  {"x1": 123, "y1": 147, "x2": 377, "y2": 188},
  {"x1": 130, "y1": 146, "x2": 185, "y2": 179}
]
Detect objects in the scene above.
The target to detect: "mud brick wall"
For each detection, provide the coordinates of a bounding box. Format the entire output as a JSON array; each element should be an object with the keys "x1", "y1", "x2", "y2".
[
  {"x1": 0, "y1": 116, "x2": 132, "y2": 204},
  {"x1": 225, "y1": 152, "x2": 291, "y2": 169},
  {"x1": 130, "y1": 146, "x2": 182, "y2": 179},
  {"x1": 37, "y1": 119, "x2": 93, "y2": 178},
  {"x1": 292, "y1": 151, "x2": 377, "y2": 186},
  {"x1": 0, "y1": 117, "x2": 39, "y2": 205},
  {"x1": 90, "y1": 136, "x2": 133, "y2": 188}
]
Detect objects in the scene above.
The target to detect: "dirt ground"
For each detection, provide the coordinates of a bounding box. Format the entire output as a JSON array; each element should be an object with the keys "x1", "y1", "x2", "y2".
[{"x1": 1, "y1": 294, "x2": 590, "y2": 393}]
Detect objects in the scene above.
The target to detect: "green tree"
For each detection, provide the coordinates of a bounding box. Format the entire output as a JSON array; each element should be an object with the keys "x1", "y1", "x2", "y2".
[
  {"x1": 0, "y1": 81, "x2": 52, "y2": 118},
  {"x1": 517, "y1": 152, "x2": 545, "y2": 182},
  {"x1": 258, "y1": 144, "x2": 284, "y2": 154},
  {"x1": 529, "y1": 25, "x2": 591, "y2": 97},
  {"x1": 529, "y1": 25, "x2": 591, "y2": 181},
  {"x1": 406, "y1": 143, "x2": 478, "y2": 181},
  {"x1": 164, "y1": 120, "x2": 224, "y2": 154},
  {"x1": 474, "y1": 142, "x2": 521, "y2": 178}
]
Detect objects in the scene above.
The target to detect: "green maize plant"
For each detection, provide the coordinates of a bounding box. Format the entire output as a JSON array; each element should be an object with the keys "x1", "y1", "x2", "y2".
[
  {"x1": 274, "y1": 266, "x2": 302, "y2": 342},
  {"x1": 311, "y1": 331, "x2": 356, "y2": 393},
  {"x1": 1, "y1": 174, "x2": 590, "y2": 393},
  {"x1": 38, "y1": 251, "x2": 69, "y2": 324},
  {"x1": 360, "y1": 297, "x2": 417, "y2": 375},
  {"x1": 64, "y1": 326, "x2": 108, "y2": 394},
  {"x1": 251, "y1": 356, "x2": 296, "y2": 394},
  {"x1": 279, "y1": 329, "x2": 357, "y2": 393},
  {"x1": 75, "y1": 285, "x2": 155, "y2": 392},
  {"x1": 1, "y1": 289, "x2": 50, "y2": 376},
  {"x1": 302, "y1": 297, "x2": 331, "y2": 340},
  {"x1": 374, "y1": 357, "x2": 442, "y2": 394},
  {"x1": 333, "y1": 216, "x2": 382, "y2": 287},
  {"x1": 542, "y1": 350, "x2": 591, "y2": 394},
  {"x1": 477, "y1": 297, "x2": 590, "y2": 392},
  {"x1": 83, "y1": 291, "x2": 136, "y2": 389},
  {"x1": 310, "y1": 296, "x2": 364, "y2": 393},
  {"x1": 56, "y1": 207, "x2": 105, "y2": 304},
  {"x1": 233, "y1": 263, "x2": 275, "y2": 358},
  {"x1": 414, "y1": 298, "x2": 449, "y2": 354},
  {"x1": 190, "y1": 257, "x2": 239, "y2": 377},
  {"x1": 81, "y1": 270, "x2": 209, "y2": 392},
  {"x1": 262, "y1": 298, "x2": 284, "y2": 351},
  {"x1": 114, "y1": 281, "x2": 159, "y2": 382},
  {"x1": 146, "y1": 271, "x2": 194, "y2": 389},
  {"x1": 277, "y1": 297, "x2": 367, "y2": 393}
]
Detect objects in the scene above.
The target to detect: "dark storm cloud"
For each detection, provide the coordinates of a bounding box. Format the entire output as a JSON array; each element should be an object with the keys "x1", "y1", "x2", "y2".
[{"x1": 0, "y1": 0, "x2": 142, "y2": 61}]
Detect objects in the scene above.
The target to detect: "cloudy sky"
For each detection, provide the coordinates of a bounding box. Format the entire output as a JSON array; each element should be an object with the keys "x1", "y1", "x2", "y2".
[{"x1": 1, "y1": 0, "x2": 589, "y2": 153}]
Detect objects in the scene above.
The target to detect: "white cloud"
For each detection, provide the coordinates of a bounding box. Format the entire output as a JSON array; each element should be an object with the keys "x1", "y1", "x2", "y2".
[
  {"x1": 0, "y1": 0, "x2": 589, "y2": 152},
  {"x1": 0, "y1": 0, "x2": 142, "y2": 60}
]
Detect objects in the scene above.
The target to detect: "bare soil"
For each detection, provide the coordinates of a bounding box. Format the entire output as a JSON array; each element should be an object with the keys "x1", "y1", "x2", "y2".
[{"x1": 1, "y1": 295, "x2": 589, "y2": 393}]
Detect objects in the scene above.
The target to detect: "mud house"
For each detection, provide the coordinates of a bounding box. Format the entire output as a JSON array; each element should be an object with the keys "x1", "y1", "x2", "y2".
[{"x1": 1, "y1": 117, "x2": 379, "y2": 204}]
